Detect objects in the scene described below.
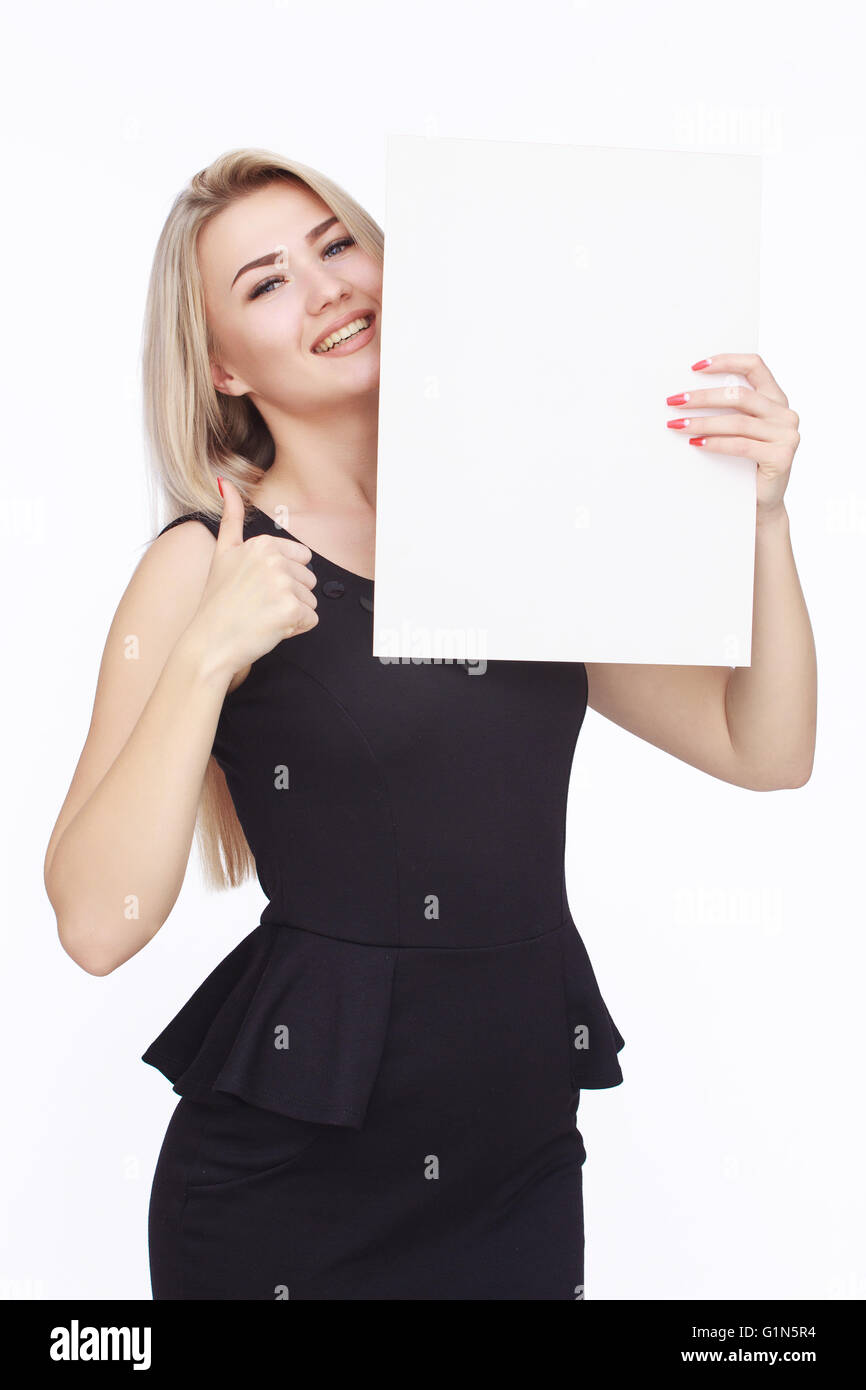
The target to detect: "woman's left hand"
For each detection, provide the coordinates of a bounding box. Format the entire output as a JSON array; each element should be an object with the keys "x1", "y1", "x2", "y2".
[{"x1": 665, "y1": 353, "x2": 800, "y2": 522}]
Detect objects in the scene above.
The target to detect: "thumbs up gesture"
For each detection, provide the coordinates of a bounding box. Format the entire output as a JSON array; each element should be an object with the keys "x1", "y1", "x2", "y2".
[{"x1": 192, "y1": 477, "x2": 319, "y2": 685}]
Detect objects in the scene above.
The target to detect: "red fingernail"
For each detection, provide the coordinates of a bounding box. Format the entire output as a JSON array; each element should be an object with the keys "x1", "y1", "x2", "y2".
[
  {"x1": 691, "y1": 359, "x2": 712, "y2": 370},
  {"x1": 689, "y1": 436, "x2": 707, "y2": 446},
  {"x1": 666, "y1": 393, "x2": 689, "y2": 405},
  {"x1": 217, "y1": 476, "x2": 224, "y2": 497},
  {"x1": 667, "y1": 418, "x2": 689, "y2": 429}
]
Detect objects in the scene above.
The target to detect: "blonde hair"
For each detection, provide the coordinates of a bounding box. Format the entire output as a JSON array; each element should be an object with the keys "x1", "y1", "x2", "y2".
[{"x1": 139, "y1": 147, "x2": 383, "y2": 891}]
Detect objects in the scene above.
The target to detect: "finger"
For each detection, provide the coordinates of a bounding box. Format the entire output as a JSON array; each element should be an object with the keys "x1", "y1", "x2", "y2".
[
  {"x1": 667, "y1": 386, "x2": 778, "y2": 419},
  {"x1": 290, "y1": 575, "x2": 319, "y2": 608},
  {"x1": 215, "y1": 477, "x2": 246, "y2": 551},
  {"x1": 688, "y1": 436, "x2": 793, "y2": 465},
  {"x1": 267, "y1": 534, "x2": 315, "y2": 578},
  {"x1": 692, "y1": 353, "x2": 788, "y2": 407},
  {"x1": 669, "y1": 413, "x2": 781, "y2": 442},
  {"x1": 283, "y1": 546, "x2": 318, "y2": 589}
]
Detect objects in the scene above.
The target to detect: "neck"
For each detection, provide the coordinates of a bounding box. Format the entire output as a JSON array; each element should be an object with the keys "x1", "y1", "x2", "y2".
[{"x1": 253, "y1": 397, "x2": 379, "y2": 518}]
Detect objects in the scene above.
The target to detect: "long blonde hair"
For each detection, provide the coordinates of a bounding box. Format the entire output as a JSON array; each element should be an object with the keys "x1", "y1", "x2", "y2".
[{"x1": 140, "y1": 147, "x2": 383, "y2": 891}]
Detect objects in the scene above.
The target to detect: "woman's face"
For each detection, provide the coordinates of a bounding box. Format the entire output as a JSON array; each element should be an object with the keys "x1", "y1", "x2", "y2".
[{"x1": 198, "y1": 180, "x2": 382, "y2": 414}]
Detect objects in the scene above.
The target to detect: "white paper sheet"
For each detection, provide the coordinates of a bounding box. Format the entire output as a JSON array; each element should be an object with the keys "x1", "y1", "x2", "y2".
[{"x1": 373, "y1": 134, "x2": 762, "y2": 666}]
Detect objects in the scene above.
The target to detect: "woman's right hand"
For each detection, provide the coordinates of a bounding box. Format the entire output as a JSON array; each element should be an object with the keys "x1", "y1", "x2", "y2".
[{"x1": 190, "y1": 477, "x2": 319, "y2": 683}]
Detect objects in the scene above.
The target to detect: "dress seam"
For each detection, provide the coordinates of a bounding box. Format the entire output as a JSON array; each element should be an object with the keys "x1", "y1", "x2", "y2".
[{"x1": 253, "y1": 919, "x2": 569, "y2": 951}]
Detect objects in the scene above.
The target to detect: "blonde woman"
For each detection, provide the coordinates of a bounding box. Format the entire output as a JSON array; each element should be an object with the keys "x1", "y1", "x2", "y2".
[{"x1": 43, "y1": 148, "x2": 815, "y2": 1301}]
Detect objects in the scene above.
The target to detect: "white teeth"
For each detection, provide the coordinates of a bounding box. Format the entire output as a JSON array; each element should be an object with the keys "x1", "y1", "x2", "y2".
[{"x1": 313, "y1": 316, "x2": 372, "y2": 352}]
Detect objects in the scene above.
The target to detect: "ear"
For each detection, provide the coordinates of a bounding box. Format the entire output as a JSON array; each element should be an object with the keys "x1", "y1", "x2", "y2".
[{"x1": 210, "y1": 358, "x2": 248, "y2": 397}]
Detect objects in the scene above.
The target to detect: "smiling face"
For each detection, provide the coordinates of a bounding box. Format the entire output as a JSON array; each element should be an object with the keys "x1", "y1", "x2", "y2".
[{"x1": 198, "y1": 180, "x2": 382, "y2": 414}]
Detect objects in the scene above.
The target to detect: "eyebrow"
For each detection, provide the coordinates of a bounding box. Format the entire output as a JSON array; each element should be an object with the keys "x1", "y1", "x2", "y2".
[{"x1": 230, "y1": 216, "x2": 340, "y2": 290}]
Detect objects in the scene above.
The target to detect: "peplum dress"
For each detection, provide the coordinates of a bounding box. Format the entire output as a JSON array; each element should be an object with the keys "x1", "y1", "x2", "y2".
[{"x1": 143, "y1": 506, "x2": 625, "y2": 1301}]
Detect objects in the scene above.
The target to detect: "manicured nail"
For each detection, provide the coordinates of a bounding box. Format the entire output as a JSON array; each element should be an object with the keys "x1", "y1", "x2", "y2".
[
  {"x1": 666, "y1": 392, "x2": 689, "y2": 405},
  {"x1": 217, "y1": 476, "x2": 224, "y2": 497},
  {"x1": 691, "y1": 359, "x2": 712, "y2": 370},
  {"x1": 667, "y1": 417, "x2": 689, "y2": 429},
  {"x1": 689, "y1": 436, "x2": 707, "y2": 446}
]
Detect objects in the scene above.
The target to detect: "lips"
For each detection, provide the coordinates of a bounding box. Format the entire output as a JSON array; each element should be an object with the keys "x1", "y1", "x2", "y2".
[{"x1": 310, "y1": 310, "x2": 376, "y2": 353}]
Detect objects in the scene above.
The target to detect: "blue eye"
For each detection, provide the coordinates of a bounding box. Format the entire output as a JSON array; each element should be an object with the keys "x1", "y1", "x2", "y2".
[
  {"x1": 248, "y1": 237, "x2": 356, "y2": 300},
  {"x1": 324, "y1": 236, "x2": 356, "y2": 259}
]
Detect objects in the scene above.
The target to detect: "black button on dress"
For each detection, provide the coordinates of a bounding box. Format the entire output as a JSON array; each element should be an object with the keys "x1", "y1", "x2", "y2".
[{"x1": 143, "y1": 507, "x2": 625, "y2": 1300}]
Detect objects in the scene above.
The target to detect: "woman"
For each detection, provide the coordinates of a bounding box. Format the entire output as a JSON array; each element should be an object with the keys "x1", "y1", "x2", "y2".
[{"x1": 43, "y1": 147, "x2": 816, "y2": 1300}]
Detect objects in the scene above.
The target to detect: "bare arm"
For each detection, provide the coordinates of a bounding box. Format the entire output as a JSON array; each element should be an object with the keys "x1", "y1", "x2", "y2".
[
  {"x1": 585, "y1": 506, "x2": 816, "y2": 792},
  {"x1": 724, "y1": 505, "x2": 816, "y2": 788},
  {"x1": 44, "y1": 520, "x2": 232, "y2": 975},
  {"x1": 45, "y1": 480, "x2": 318, "y2": 976}
]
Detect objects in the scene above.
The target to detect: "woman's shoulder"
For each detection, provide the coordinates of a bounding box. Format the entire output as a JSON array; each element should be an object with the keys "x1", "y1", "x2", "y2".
[
  {"x1": 136, "y1": 510, "x2": 220, "y2": 615},
  {"x1": 156, "y1": 510, "x2": 221, "y2": 541}
]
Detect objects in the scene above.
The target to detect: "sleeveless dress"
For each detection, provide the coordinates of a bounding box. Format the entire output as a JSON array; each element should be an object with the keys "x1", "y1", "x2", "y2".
[{"x1": 144, "y1": 506, "x2": 625, "y2": 1300}]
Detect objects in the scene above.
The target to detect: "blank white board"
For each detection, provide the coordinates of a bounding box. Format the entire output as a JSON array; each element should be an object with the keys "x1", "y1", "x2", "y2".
[{"x1": 372, "y1": 134, "x2": 762, "y2": 666}]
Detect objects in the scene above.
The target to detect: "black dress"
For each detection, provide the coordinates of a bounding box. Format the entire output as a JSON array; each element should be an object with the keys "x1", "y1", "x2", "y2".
[{"x1": 143, "y1": 506, "x2": 625, "y2": 1300}]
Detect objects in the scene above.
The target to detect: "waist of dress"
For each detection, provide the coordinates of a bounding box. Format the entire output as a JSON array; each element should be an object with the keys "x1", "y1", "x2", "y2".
[{"x1": 259, "y1": 913, "x2": 575, "y2": 952}]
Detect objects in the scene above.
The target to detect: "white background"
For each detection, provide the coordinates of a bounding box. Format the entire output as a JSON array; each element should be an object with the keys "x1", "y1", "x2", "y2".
[{"x1": 2, "y1": 0, "x2": 863, "y2": 1302}]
